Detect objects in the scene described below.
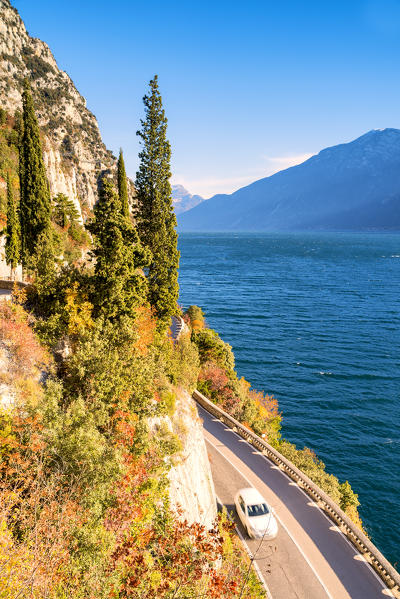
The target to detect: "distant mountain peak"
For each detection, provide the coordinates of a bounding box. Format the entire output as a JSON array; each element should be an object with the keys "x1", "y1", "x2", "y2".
[{"x1": 172, "y1": 184, "x2": 204, "y2": 215}]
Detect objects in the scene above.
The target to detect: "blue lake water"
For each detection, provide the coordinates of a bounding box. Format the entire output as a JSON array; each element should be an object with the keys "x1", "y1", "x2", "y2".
[{"x1": 178, "y1": 232, "x2": 400, "y2": 566}]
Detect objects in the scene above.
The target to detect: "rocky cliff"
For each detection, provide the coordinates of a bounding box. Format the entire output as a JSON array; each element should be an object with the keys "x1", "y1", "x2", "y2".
[
  {"x1": 0, "y1": 0, "x2": 127, "y2": 213},
  {"x1": 148, "y1": 388, "x2": 216, "y2": 529},
  {"x1": 167, "y1": 390, "x2": 216, "y2": 529}
]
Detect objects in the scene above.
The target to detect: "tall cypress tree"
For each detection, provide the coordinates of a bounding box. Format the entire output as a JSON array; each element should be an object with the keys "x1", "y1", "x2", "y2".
[
  {"x1": 87, "y1": 178, "x2": 149, "y2": 321},
  {"x1": 117, "y1": 149, "x2": 130, "y2": 218},
  {"x1": 5, "y1": 172, "x2": 20, "y2": 279},
  {"x1": 19, "y1": 80, "x2": 51, "y2": 264},
  {"x1": 135, "y1": 75, "x2": 179, "y2": 331}
]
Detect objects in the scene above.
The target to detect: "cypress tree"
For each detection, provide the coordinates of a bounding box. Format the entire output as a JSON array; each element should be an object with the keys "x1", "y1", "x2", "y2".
[
  {"x1": 5, "y1": 172, "x2": 20, "y2": 279},
  {"x1": 19, "y1": 80, "x2": 51, "y2": 264},
  {"x1": 87, "y1": 178, "x2": 149, "y2": 321},
  {"x1": 135, "y1": 75, "x2": 179, "y2": 331},
  {"x1": 117, "y1": 149, "x2": 130, "y2": 218}
]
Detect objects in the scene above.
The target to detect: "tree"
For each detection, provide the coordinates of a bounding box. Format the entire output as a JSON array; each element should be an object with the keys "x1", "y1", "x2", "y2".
[
  {"x1": 135, "y1": 75, "x2": 179, "y2": 331},
  {"x1": 52, "y1": 193, "x2": 80, "y2": 229},
  {"x1": 117, "y1": 149, "x2": 130, "y2": 218},
  {"x1": 19, "y1": 80, "x2": 51, "y2": 265},
  {"x1": 86, "y1": 178, "x2": 149, "y2": 321},
  {"x1": 4, "y1": 172, "x2": 20, "y2": 279}
]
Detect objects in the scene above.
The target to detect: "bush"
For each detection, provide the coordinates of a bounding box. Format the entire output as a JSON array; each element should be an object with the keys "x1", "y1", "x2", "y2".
[
  {"x1": 161, "y1": 333, "x2": 200, "y2": 392},
  {"x1": 193, "y1": 327, "x2": 235, "y2": 373},
  {"x1": 185, "y1": 304, "x2": 205, "y2": 331}
]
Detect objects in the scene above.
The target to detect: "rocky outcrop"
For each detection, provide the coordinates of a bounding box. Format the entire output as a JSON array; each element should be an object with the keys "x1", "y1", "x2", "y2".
[
  {"x1": 0, "y1": 0, "x2": 133, "y2": 212},
  {"x1": 149, "y1": 389, "x2": 217, "y2": 529},
  {"x1": 168, "y1": 390, "x2": 216, "y2": 528}
]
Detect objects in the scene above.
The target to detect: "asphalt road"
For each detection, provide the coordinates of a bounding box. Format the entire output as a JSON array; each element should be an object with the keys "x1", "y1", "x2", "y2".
[{"x1": 199, "y1": 405, "x2": 392, "y2": 599}]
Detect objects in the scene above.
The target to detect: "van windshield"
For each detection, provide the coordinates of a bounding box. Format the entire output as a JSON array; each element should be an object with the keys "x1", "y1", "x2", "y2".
[{"x1": 247, "y1": 503, "x2": 269, "y2": 517}]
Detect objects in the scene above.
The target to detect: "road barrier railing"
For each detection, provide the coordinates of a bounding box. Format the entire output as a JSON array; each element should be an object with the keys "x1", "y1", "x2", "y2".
[
  {"x1": 0, "y1": 279, "x2": 28, "y2": 290},
  {"x1": 193, "y1": 389, "x2": 400, "y2": 595}
]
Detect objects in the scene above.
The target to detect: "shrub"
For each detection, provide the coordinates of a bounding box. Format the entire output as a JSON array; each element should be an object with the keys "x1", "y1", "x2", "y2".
[
  {"x1": 161, "y1": 333, "x2": 200, "y2": 392},
  {"x1": 0, "y1": 300, "x2": 50, "y2": 377},
  {"x1": 193, "y1": 328, "x2": 235, "y2": 373},
  {"x1": 185, "y1": 304, "x2": 205, "y2": 330}
]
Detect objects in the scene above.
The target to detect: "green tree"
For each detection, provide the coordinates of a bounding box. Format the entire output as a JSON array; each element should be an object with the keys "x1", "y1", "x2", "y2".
[
  {"x1": 135, "y1": 75, "x2": 179, "y2": 331},
  {"x1": 19, "y1": 80, "x2": 51, "y2": 265},
  {"x1": 117, "y1": 148, "x2": 130, "y2": 218},
  {"x1": 339, "y1": 481, "x2": 360, "y2": 511},
  {"x1": 4, "y1": 172, "x2": 21, "y2": 279},
  {"x1": 52, "y1": 192, "x2": 80, "y2": 229},
  {"x1": 86, "y1": 178, "x2": 149, "y2": 321}
]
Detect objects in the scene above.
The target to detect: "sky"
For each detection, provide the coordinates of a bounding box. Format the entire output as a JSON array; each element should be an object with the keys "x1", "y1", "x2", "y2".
[{"x1": 12, "y1": 0, "x2": 400, "y2": 198}]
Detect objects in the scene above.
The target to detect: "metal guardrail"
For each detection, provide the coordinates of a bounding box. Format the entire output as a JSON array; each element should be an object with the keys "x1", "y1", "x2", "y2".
[
  {"x1": 0, "y1": 279, "x2": 28, "y2": 290},
  {"x1": 171, "y1": 315, "x2": 187, "y2": 342},
  {"x1": 193, "y1": 389, "x2": 400, "y2": 595}
]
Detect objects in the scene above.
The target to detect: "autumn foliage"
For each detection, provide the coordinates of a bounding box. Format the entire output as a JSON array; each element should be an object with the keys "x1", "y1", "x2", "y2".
[
  {"x1": 0, "y1": 300, "x2": 49, "y2": 377},
  {"x1": 0, "y1": 297, "x2": 264, "y2": 599}
]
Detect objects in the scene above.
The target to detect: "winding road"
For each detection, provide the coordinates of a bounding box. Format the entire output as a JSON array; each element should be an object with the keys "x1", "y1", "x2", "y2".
[{"x1": 199, "y1": 405, "x2": 394, "y2": 599}]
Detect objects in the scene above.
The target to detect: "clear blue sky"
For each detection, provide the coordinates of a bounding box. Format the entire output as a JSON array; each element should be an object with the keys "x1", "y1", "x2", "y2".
[{"x1": 12, "y1": 0, "x2": 400, "y2": 197}]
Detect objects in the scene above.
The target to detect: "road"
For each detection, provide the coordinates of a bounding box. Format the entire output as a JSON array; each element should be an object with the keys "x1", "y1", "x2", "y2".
[
  {"x1": 170, "y1": 315, "x2": 183, "y2": 341},
  {"x1": 199, "y1": 405, "x2": 392, "y2": 599}
]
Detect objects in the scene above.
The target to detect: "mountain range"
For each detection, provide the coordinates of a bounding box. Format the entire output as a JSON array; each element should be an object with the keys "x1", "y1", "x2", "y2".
[{"x1": 178, "y1": 129, "x2": 400, "y2": 231}]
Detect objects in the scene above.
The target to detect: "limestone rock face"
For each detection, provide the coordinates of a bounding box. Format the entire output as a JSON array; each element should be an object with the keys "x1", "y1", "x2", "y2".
[
  {"x1": 168, "y1": 391, "x2": 217, "y2": 529},
  {"x1": 0, "y1": 0, "x2": 131, "y2": 211},
  {"x1": 149, "y1": 390, "x2": 217, "y2": 529}
]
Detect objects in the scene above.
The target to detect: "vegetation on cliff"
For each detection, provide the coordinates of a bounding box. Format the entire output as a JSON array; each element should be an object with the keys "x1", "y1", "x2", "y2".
[
  {"x1": 117, "y1": 149, "x2": 130, "y2": 219},
  {"x1": 4, "y1": 171, "x2": 20, "y2": 275},
  {"x1": 0, "y1": 77, "x2": 265, "y2": 599},
  {"x1": 0, "y1": 101, "x2": 91, "y2": 273}
]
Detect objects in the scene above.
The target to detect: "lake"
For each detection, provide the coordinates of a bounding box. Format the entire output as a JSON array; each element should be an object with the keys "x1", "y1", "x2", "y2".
[{"x1": 178, "y1": 232, "x2": 400, "y2": 565}]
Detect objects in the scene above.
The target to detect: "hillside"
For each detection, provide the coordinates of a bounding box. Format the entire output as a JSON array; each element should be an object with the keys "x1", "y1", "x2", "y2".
[
  {"x1": 178, "y1": 129, "x2": 400, "y2": 231},
  {"x1": 0, "y1": 0, "x2": 128, "y2": 214}
]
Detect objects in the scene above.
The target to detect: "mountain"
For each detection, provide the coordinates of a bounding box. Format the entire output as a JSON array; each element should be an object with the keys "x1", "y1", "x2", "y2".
[
  {"x1": 172, "y1": 184, "x2": 204, "y2": 214},
  {"x1": 0, "y1": 0, "x2": 129, "y2": 215},
  {"x1": 178, "y1": 129, "x2": 400, "y2": 231}
]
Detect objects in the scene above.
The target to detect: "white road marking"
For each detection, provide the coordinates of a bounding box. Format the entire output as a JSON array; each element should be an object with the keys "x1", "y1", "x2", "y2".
[
  {"x1": 206, "y1": 436, "x2": 334, "y2": 599},
  {"x1": 254, "y1": 441, "x2": 392, "y2": 593}
]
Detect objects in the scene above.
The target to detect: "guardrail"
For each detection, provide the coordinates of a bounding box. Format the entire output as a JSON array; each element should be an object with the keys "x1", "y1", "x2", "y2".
[
  {"x1": 171, "y1": 315, "x2": 187, "y2": 342},
  {"x1": 0, "y1": 279, "x2": 28, "y2": 290},
  {"x1": 193, "y1": 389, "x2": 400, "y2": 596}
]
